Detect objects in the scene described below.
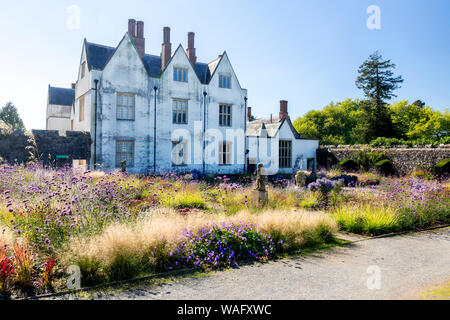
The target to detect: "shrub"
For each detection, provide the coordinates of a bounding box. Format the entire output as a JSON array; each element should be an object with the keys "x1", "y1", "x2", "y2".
[
  {"x1": 375, "y1": 159, "x2": 395, "y2": 176},
  {"x1": 308, "y1": 178, "x2": 335, "y2": 196},
  {"x1": 330, "y1": 174, "x2": 358, "y2": 187},
  {"x1": 434, "y1": 159, "x2": 450, "y2": 177},
  {"x1": 356, "y1": 151, "x2": 387, "y2": 171},
  {"x1": 338, "y1": 159, "x2": 359, "y2": 171},
  {"x1": 370, "y1": 137, "x2": 413, "y2": 148}
]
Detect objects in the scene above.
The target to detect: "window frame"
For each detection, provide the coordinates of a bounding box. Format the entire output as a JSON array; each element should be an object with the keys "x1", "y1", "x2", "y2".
[
  {"x1": 173, "y1": 67, "x2": 188, "y2": 82},
  {"x1": 116, "y1": 93, "x2": 136, "y2": 121},
  {"x1": 218, "y1": 141, "x2": 232, "y2": 165},
  {"x1": 219, "y1": 104, "x2": 232, "y2": 127},
  {"x1": 115, "y1": 140, "x2": 135, "y2": 168},
  {"x1": 279, "y1": 140, "x2": 292, "y2": 168},
  {"x1": 172, "y1": 99, "x2": 188, "y2": 124},
  {"x1": 219, "y1": 74, "x2": 231, "y2": 89}
]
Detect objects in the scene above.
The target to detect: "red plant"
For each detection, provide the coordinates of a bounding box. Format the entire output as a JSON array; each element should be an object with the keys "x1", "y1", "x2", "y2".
[
  {"x1": 40, "y1": 259, "x2": 56, "y2": 290},
  {"x1": 0, "y1": 246, "x2": 14, "y2": 292}
]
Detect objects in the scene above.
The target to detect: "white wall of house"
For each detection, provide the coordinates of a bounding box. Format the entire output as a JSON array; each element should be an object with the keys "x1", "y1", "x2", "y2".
[
  {"x1": 95, "y1": 34, "x2": 152, "y2": 173},
  {"x1": 46, "y1": 104, "x2": 71, "y2": 134},
  {"x1": 247, "y1": 121, "x2": 319, "y2": 175}
]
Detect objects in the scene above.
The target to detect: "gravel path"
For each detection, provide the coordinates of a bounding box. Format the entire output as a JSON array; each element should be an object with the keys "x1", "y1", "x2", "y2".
[{"x1": 50, "y1": 227, "x2": 450, "y2": 300}]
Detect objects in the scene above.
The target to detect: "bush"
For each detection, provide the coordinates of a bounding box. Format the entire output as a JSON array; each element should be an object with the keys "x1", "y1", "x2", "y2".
[
  {"x1": 375, "y1": 159, "x2": 395, "y2": 176},
  {"x1": 308, "y1": 178, "x2": 335, "y2": 196},
  {"x1": 434, "y1": 159, "x2": 450, "y2": 177},
  {"x1": 330, "y1": 174, "x2": 358, "y2": 187},
  {"x1": 338, "y1": 159, "x2": 359, "y2": 171},
  {"x1": 370, "y1": 137, "x2": 412, "y2": 148},
  {"x1": 356, "y1": 151, "x2": 387, "y2": 171}
]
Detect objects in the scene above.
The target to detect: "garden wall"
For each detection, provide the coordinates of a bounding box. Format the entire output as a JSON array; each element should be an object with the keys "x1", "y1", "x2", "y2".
[
  {"x1": 0, "y1": 129, "x2": 90, "y2": 166},
  {"x1": 317, "y1": 145, "x2": 450, "y2": 175}
]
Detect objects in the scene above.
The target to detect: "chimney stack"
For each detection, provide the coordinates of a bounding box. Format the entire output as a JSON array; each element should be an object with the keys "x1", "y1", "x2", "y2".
[
  {"x1": 247, "y1": 107, "x2": 252, "y2": 121},
  {"x1": 161, "y1": 27, "x2": 172, "y2": 70},
  {"x1": 128, "y1": 19, "x2": 136, "y2": 37},
  {"x1": 128, "y1": 19, "x2": 145, "y2": 59},
  {"x1": 134, "y1": 21, "x2": 145, "y2": 59},
  {"x1": 186, "y1": 32, "x2": 197, "y2": 65},
  {"x1": 279, "y1": 100, "x2": 289, "y2": 120}
]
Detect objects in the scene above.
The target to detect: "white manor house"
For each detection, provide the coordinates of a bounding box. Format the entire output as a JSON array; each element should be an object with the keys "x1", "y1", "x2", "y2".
[{"x1": 46, "y1": 19, "x2": 318, "y2": 174}]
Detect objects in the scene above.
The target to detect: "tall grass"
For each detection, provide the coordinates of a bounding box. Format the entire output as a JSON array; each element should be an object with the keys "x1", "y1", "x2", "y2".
[
  {"x1": 334, "y1": 203, "x2": 400, "y2": 235},
  {"x1": 63, "y1": 208, "x2": 337, "y2": 284}
]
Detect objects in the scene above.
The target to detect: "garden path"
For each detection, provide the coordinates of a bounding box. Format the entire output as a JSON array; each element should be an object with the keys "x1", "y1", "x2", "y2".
[{"x1": 51, "y1": 227, "x2": 450, "y2": 300}]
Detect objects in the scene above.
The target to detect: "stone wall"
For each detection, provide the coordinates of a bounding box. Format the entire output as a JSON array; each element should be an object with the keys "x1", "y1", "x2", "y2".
[
  {"x1": 0, "y1": 129, "x2": 36, "y2": 163},
  {"x1": 317, "y1": 145, "x2": 450, "y2": 175},
  {"x1": 0, "y1": 129, "x2": 90, "y2": 166}
]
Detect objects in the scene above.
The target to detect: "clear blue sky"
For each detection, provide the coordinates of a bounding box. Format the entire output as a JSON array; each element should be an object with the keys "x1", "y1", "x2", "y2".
[{"x1": 0, "y1": 0, "x2": 449, "y2": 130}]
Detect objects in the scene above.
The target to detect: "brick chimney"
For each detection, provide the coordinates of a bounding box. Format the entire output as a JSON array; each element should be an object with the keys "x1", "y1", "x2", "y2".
[
  {"x1": 135, "y1": 21, "x2": 145, "y2": 59},
  {"x1": 186, "y1": 32, "x2": 197, "y2": 65},
  {"x1": 279, "y1": 100, "x2": 289, "y2": 120},
  {"x1": 128, "y1": 19, "x2": 136, "y2": 37},
  {"x1": 128, "y1": 19, "x2": 145, "y2": 59},
  {"x1": 161, "y1": 27, "x2": 172, "y2": 70},
  {"x1": 247, "y1": 107, "x2": 252, "y2": 121}
]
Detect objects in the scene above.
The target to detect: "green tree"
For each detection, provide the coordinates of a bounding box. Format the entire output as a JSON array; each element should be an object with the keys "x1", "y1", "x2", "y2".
[
  {"x1": 0, "y1": 102, "x2": 25, "y2": 130},
  {"x1": 293, "y1": 99, "x2": 361, "y2": 145},
  {"x1": 354, "y1": 51, "x2": 404, "y2": 141},
  {"x1": 389, "y1": 101, "x2": 449, "y2": 143}
]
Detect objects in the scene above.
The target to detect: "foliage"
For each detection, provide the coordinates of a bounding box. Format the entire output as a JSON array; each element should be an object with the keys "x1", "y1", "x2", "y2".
[
  {"x1": 0, "y1": 246, "x2": 14, "y2": 293},
  {"x1": 375, "y1": 159, "x2": 395, "y2": 176},
  {"x1": 40, "y1": 259, "x2": 56, "y2": 290},
  {"x1": 13, "y1": 240, "x2": 34, "y2": 289},
  {"x1": 369, "y1": 137, "x2": 413, "y2": 148},
  {"x1": 356, "y1": 151, "x2": 387, "y2": 170},
  {"x1": 293, "y1": 99, "x2": 361, "y2": 145},
  {"x1": 0, "y1": 102, "x2": 25, "y2": 130},
  {"x1": 308, "y1": 178, "x2": 335, "y2": 196},
  {"x1": 338, "y1": 159, "x2": 359, "y2": 171},
  {"x1": 356, "y1": 51, "x2": 403, "y2": 105},
  {"x1": 434, "y1": 159, "x2": 450, "y2": 177}
]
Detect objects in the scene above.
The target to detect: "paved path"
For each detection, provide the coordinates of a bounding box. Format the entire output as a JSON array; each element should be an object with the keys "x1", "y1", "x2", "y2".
[{"x1": 53, "y1": 227, "x2": 450, "y2": 300}]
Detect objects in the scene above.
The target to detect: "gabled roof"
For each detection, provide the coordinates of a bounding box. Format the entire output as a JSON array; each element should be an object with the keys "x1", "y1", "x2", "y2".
[
  {"x1": 84, "y1": 39, "x2": 221, "y2": 84},
  {"x1": 48, "y1": 86, "x2": 75, "y2": 106},
  {"x1": 246, "y1": 117, "x2": 304, "y2": 139}
]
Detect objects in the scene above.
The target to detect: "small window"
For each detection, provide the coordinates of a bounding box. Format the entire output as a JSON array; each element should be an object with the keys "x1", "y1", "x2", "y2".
[
  {"x1": 173, "y1": 67, "x2": 188, "y2": 82},
  {"x1": 116, "y1": 140, "x2": 134, "y2": 167},
  {"x1": 173, "y1": 99, "x2": 188, "y2": 124},
  {"x1": 79, "y1": 95, "x2": 85, "y2": 122},
  {"x1": 81, "y1": 62, "x2": 86, "y2": 78},
  {"x1": 219, "y1": 74, "x2": 231, "y2": 89},
  {"x1": 219, "y1": 142, "x2": 232, "y2": 165},
  {"x1": 117, "y1": 93, "x2": 135, "y2": 120},
  {"x1": 172, "y1": 141, "x2": 189, "y2": 166},
  {"x1": 279, "y1": 140, "x2": 292, "y2": 168},
  {"x1": 219, "y1": 104, "x2": 232, "y2": 127}
]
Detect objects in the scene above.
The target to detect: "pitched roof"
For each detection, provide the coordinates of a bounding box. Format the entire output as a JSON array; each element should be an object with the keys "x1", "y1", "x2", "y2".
[
  {"x1": 246, "y1": 117, "x2": 304, "y2": 139},
  {"x1": 48, "y1": 86, "x2": 75, "y2": 106},
  {"x1": 85, "y1": 40, "x2": 220, "y2": 84}
]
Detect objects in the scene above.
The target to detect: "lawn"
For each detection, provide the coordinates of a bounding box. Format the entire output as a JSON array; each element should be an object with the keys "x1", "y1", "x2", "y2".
[{"x1": 0, "y1": 163, "x2": 448, "y2": 297}]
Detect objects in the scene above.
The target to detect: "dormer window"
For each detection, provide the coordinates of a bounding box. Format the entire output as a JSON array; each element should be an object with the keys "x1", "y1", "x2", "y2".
[
  {"x1": 219, "y1": 74, "x2": 231, "y2": 89},
  {"x1": 173, "y1": 67, "x2": 188, "y2": 82}
]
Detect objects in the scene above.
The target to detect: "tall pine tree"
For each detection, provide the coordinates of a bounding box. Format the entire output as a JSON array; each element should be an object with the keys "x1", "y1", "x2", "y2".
[
  {"x1": 355, "y1": 51, "x2": 403, "y2": 142},
  {"x1": 0, "y1": 102, "x2": 25, "y2": 130}
]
